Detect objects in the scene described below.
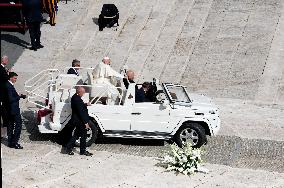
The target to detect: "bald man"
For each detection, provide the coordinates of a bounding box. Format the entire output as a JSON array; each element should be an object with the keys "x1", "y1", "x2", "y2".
[
  {"x1": 66, "y1": 87, "x2": 93, "y2": 156},
  {"x1": 123, "y1": 70, "x2": 135, "y2": 89}
]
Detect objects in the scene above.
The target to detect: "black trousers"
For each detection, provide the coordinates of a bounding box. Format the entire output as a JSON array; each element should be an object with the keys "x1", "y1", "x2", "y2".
[
  {"x1": 27, "y1": 21, "x2": 41, "y2": 48},
  {"x1": 0, "y1": 102, "x2": 9, "y2": 128},
  {"x1": 66, "y1": 122, "x2": 87, "y2": 153},
  {"x1": 7, "y1": 113, "x2": 22, "y2": 145}
]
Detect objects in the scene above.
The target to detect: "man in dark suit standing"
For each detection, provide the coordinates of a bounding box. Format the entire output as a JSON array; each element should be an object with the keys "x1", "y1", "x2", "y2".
[
  {"x1": 0, "y1": 56, "x2": 10, "y2": 136},
  {"x1": 22, "y1": 0, "x2": 44, "y2": 51},
  {"x1": 6, "y1": 72, "x2": 26, "y2": 149},
  {"x1": 135, "y1": 82, "x2": 150, "y2": 103},
  {"x1": 66, "y1": 86, "x2": 93, "y2": 156},
  {"x1": 67, "y1": 59, "x2": 80, "y2": 76}
]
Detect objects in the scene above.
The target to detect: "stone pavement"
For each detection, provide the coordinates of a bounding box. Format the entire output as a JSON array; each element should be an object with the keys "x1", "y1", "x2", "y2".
[
  {"x1": 2, "y1": 143, "x2": 284, "y2": 188},
  {"x1": 1, "y1": 0, "x2": 284, "y2": 187}
]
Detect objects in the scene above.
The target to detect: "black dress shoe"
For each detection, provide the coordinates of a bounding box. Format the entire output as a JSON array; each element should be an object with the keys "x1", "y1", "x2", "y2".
[
  {"x1": 8, "y1": 144, "x2": 15, "y2": 148},
  {"x1": 80, "y1": 151, "x2": 93, "y2": 156},
  {"x1": 14, "y1": 144, "x2": 23, "y2": 149},
  {"x1": 29, "y1": 47, "x2": 37, "y2": 51},
  {"x1": 36, "y1": 44, "x2": 44, "y2": 49},
  {"x1": 67, "y1": 151, "x2": 74, "y2": 155}
]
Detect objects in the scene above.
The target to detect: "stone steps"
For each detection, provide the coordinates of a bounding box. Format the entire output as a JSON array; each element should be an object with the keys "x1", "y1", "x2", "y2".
[
  {"x1": 79, "y1": 0, "x2": 137, "y2": 67},
  {"x1": 55, "y1": 0, "x2": 103, "y2": 68},
  {"x1": 180, "y1": 0, "x2": 242, "y2": 90},
  {"x1": 255, "y1": 1, "x2": 284, "y2": 105},
  {"x1": 180, "y1": 0, "x2": 281, "y2": 99},
  {"x1": 123, "y1": 0, "x2": 176, "y2": 79},
  {"x1": 13, "y1": 0, "x2": 90, "y2": 73},
  {"x1": 10, "y1": 0, "x2": 284, "y2": 102},
  {"x1": 138, "y1": 0, "x2": 195, "y2": 82},
  {"x1": 159, "y1": 0, "x2": 214, "y2": 84},
  {"x1": 107, "y1": 0, "x2": 157, "y2": 71}
]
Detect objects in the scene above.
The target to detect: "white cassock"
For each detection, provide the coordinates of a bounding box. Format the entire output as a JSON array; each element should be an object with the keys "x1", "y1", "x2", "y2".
[{"x1": 91, "y1": 62, "x2": 124, "y2": 104}]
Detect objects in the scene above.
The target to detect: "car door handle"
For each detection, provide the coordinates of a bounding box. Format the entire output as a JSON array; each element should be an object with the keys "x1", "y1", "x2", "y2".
[{"x1": 131, "y1": 112, "x2": 141, "y2": 115}]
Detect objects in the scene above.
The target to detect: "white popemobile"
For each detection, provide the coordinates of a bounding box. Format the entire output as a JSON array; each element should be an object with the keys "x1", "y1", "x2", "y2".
[{"x1": 25, "y1": 67, "x2": 220, "y2": 148}]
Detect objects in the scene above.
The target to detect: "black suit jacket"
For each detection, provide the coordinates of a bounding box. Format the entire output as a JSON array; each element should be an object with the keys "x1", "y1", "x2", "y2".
[
  {"x1": 70, "y1": 94, "x2": 89, "y2": 125},
  {"x1": 135, "y1": 87, "x2": 149, "y2": 103},
  {"x1": 22, "y1": 0, "x2": 43, "y2": 23},
  {"x1": 67, "y1": 68, "x2": 79, "y2": 76},
  {"x1": 0, "y1": 65, "x2": 9, "y2": 101},
  {"x1": 6, "y1": 81, "x2": 21, "y2": 116},
  {"x1": 123, "y1": 78, "x2": 135, "y2": 89}
]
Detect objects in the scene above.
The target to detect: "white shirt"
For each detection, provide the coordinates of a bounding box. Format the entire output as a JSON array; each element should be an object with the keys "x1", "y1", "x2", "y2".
[
  {"x1": 8, "y1": 80, "x2": 14, "y2": 86},
  {"x1": 73, "y1": 68, "x2": 79, "y2": 76}
]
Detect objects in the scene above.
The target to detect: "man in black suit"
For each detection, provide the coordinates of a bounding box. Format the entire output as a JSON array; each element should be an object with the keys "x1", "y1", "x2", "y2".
[
  {"x1": 135, "y1": 82, "x2": 150, "y2": 103},
  {"x1": 6, "y1": 72, "x2": 26, "y2": 149},
  {"x1": 66, "y1": 86, "x2": 93, "y2": 156},
  {"x1": 22, "y1": 0, "x2": 44, "y2": 51},
  {"x1": 67, "y1": 59, "x2": 80, "y2": 76},
  {"x1": 0, "y1": 56, "x2": 10, "y2": 135}
]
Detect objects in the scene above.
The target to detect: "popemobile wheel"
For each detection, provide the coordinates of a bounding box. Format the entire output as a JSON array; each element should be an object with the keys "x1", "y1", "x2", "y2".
[
  {"x1": 73, "y1": 120, "x2": 98, "y2": 147},
  {"x1": 174, "y1": 122, "x2": 207, "y2": 148}
]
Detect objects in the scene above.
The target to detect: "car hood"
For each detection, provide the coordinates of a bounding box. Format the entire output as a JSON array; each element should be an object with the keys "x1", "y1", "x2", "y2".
[
  {"x1": 172, "y1": 93, "x2": 218, "y2": 113},
  {"x1": 188, "y1": 93, "x2": 213, "y2": 104}
]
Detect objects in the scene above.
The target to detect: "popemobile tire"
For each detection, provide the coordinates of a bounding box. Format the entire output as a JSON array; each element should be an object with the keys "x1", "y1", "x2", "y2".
[
  {"x1": 174, "y1": 122, "x2": 207, "y2": 148},
  {"x1": 74, "y1": 120, "x2": 99, "y2": 147}
]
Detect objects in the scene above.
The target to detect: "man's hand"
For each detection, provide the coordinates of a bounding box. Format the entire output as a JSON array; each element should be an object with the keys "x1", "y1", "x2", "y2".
[
  {"x1": 86, "y1": 102, "x2": 91, "y2": 106},
  {"x1": 20, "y1": 94, "x2": 27, "y2": 99},
  {"x1": 85, "y1": 123, "x2": 90, "y2": 129}
]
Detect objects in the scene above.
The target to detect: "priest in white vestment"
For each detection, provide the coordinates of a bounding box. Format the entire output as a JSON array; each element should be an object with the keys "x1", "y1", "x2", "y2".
[{"x1": 91, "y1": 57, "x2": 124, "y2": 104}]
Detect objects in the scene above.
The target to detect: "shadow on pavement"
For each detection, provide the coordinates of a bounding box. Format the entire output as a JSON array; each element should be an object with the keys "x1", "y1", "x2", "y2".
[
  {"x1": 96, "y1": 137, "x2": 166, "y2": 146},
  {"x1": 1, "y1": 33, "x2": 30, "y2": 48},
  {"x1": 21, "y1": 110, "x2": 59, "y2": 144},
  {"x1": 92, "y1": 17, "x2": 99, "y2": 26}
]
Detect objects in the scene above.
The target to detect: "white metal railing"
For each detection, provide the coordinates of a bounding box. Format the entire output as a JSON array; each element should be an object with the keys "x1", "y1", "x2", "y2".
[
  {"x1": 63, "y1": 67, "x2": 94, "y2": 74},
  {"x1": 25, "y1": 69, "x2": 60, "y2": 91},
  {"x1": 25, "y1": 67, "x2": 128, "y2": 109},
  {"x1": 25, "y1": 69, "x2": 60, "y2": 109}
]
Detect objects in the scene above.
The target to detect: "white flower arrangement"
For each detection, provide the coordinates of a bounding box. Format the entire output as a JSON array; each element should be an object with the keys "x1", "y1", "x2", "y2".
[{"x1": 162, "y1": 142, "x2": 209, "y2": 175}]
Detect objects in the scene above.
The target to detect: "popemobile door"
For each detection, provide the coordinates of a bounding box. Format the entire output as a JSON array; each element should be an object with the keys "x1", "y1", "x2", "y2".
[
  {"x1": 130, "y1": 102, "x2": 170, "y2": 134},
  {"x1": 88, "y1": 105, "x2": 131, "y2": 131}
]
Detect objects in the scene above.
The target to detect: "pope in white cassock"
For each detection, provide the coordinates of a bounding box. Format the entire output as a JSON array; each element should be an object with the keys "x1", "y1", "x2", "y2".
[{"x1": 91, "y1": 57, "x2": 124, "y2": 104}]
